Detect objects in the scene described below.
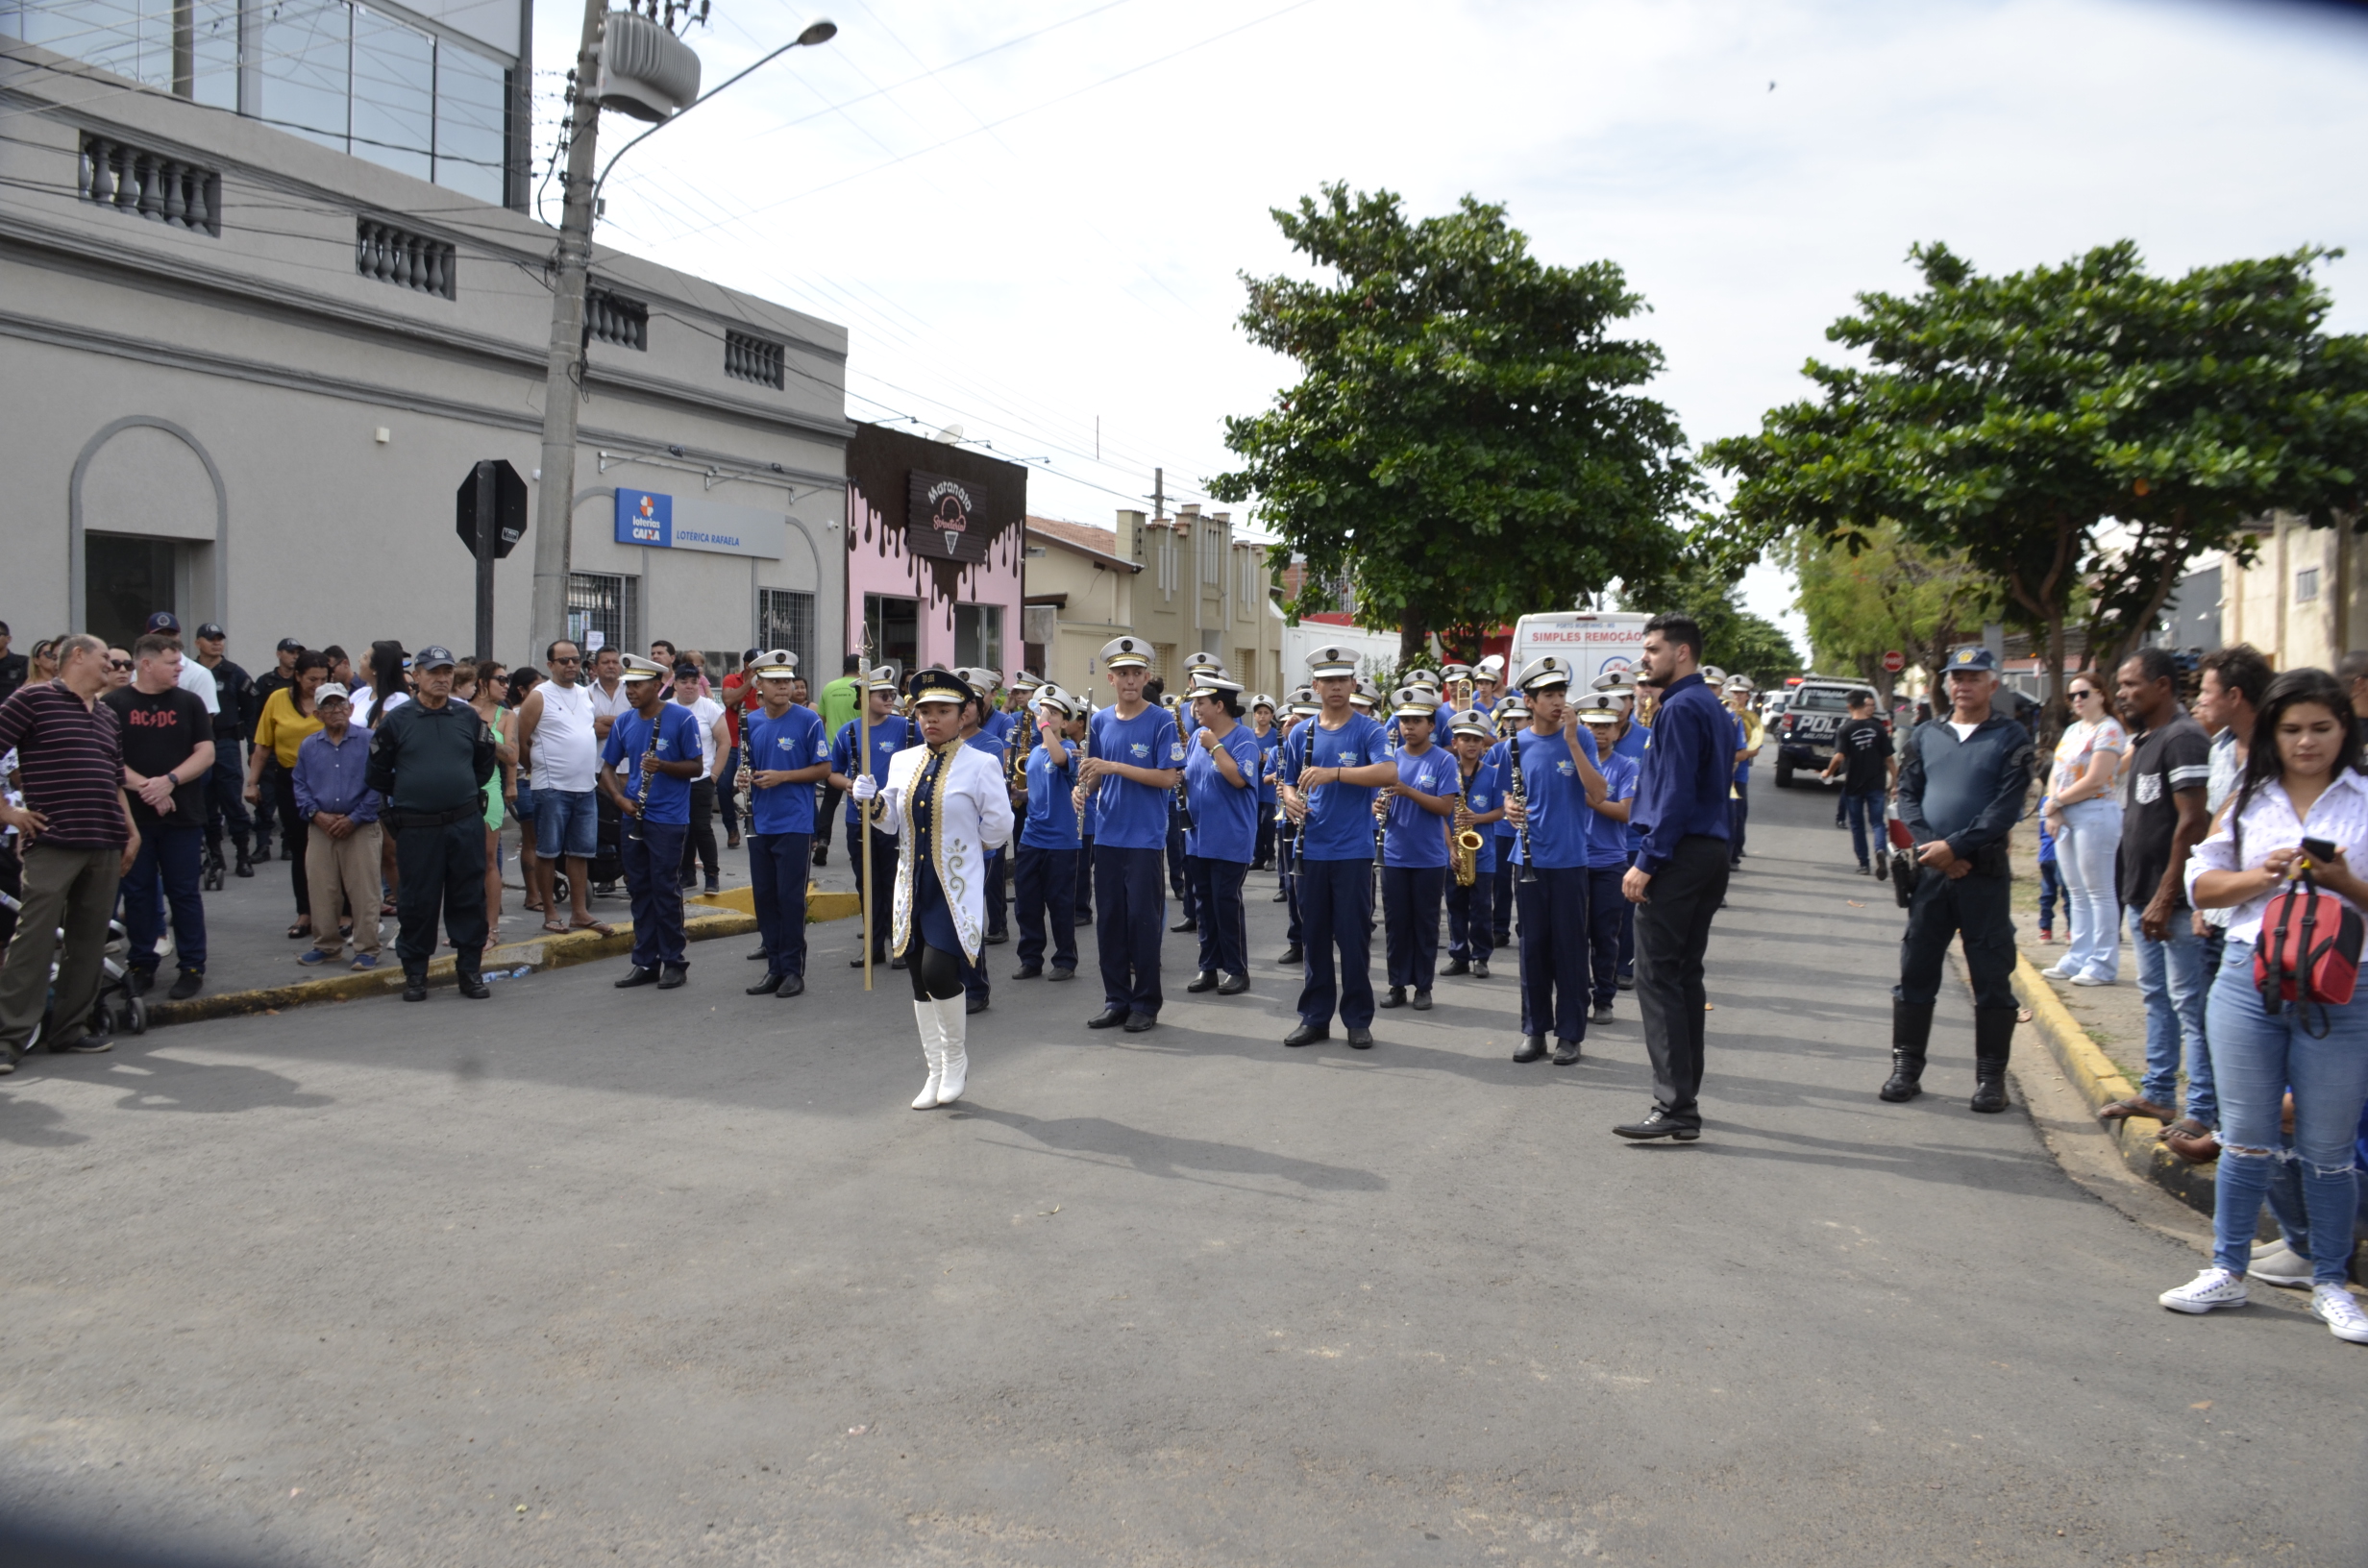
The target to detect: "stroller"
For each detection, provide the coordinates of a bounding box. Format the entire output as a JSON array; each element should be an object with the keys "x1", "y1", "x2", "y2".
[{"x1": 0, "y1": 886, "x2": 148, "y2": 1053}]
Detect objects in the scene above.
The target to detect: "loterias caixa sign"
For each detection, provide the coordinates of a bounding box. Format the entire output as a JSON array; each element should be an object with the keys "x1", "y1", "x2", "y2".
[{"x1": 905, "y1": 470, "x2": 995, "y2": 565}]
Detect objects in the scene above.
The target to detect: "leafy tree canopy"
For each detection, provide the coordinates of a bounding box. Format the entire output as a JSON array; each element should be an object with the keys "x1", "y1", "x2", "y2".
[
  {"x1": 1617, "y1": 551, "x2": 1801, "y2": 688},
  {"x1": 1213, "y1": 183, "x2": 1699, "y2": 661},
  {"x1": 1781, "y1": 522, "x2": 1999, "y2": 702},
  {"x1": 1704, "y1": 241, "x2": 2368, "y2": 722}
]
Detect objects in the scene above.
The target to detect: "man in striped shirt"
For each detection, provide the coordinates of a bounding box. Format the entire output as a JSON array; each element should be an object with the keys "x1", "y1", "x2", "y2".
[{"x1": 0, "y1": 634, "x2": 140, "y2": 1068}]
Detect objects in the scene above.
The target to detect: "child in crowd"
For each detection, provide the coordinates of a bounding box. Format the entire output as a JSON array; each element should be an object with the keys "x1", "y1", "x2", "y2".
[{"x1": 2035, "y1": 794, "x2": 2060, "y2": 943}]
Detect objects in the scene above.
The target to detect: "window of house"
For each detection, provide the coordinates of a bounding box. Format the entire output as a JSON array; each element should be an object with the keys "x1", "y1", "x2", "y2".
[
  {"x1": 567, "y1": 571, "x2": 639, "y2": 654},
  {"x1": 864, "y1": 594, "x2": 919, "y2": 682},
  {"x1": 954, "y1": 603, "x2": 1003, "y2": 675},
  {"x1": 2296, "y1": 566, "x2": 2320, "y2": 603},
  {"x1": 757, "y1": 589, "x2": 814, "y2": 678}
]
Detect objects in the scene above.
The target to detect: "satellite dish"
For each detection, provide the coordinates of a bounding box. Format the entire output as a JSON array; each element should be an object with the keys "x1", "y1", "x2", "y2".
[{"x1": 932, "y1": 425, "x2": 964, "y2": 444}]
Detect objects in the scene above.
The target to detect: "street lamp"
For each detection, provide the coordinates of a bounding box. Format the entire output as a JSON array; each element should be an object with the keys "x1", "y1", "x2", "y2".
[{"x1": 528, "y1": 12, "x2": 837, "y2": 660}]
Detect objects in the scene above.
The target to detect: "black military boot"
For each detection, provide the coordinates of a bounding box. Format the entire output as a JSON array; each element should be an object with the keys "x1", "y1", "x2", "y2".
[
  {"x1": 202, "y1": 840, "x2": 226, "y2": 892},
  {"x1": 1969, "y1": 1006, "x2": 2017, "y2": 1114},
  {"x1": 1880, "y1": 1000, "x2": 1935, "y2": 1103},
  {"x1": 233, "y1": 837, "x2": 255, "y2": 878}
]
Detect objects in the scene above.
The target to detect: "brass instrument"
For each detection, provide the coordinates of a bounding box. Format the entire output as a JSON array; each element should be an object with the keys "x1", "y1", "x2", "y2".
[{"x1": 1450, "y1": 773, "x2": 1484, "y2": 887}]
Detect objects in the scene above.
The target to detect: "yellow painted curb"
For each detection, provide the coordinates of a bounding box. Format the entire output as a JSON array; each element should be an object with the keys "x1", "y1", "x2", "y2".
[{"x1": 145, "y1": 888, "x2": 861, "y2": 1031}]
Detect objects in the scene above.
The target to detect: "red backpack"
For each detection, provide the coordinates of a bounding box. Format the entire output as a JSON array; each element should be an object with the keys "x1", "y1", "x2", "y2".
[{"x1": 2254, "y1": 856, "x2": 2364, "y2": 1034}]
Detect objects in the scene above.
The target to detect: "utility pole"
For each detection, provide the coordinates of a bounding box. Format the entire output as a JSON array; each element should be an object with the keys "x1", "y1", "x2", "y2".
[{"x1": 528, "y1": 0, "x2": 613, "y2": 664}]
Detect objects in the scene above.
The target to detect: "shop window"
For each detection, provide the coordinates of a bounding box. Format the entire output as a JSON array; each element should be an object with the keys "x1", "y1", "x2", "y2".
[
  {"x1": 954, "y1": 603, "x2": 1003, "y2": 675},
  {"x1": 566, "y1": 571, "x2": 638, "y2": 655},
  {"x1": 757, "y1": 588, "x2": 814, "y2": 679},
  {"x1": 864, "y1": 594, "x2": 919, "y2": 682}
]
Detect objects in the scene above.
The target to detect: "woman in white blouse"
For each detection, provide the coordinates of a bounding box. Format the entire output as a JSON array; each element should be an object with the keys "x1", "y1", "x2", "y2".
[
  {"x1": 2162, "y1": 668, "x2": 2368, "y2": 1344},
  {"x1": 2041, "y1": 677, "x2": 2128, "y2": 985}
]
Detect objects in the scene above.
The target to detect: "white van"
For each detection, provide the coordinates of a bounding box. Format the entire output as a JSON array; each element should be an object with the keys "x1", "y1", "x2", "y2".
[{"x1": 1508, "y1": 612, "x2": 1653, "y2": 689}]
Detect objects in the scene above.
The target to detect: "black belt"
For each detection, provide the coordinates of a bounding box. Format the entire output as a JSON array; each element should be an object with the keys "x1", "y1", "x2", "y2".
[{"x1": 385, "y1": 805, "x2": 477, "y2": 830}]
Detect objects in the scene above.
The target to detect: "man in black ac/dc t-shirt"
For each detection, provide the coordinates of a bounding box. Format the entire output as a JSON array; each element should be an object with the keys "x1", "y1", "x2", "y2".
[
  {"x1": 1820, "y1": 688, "x2": 1897, "y2": 873},
  {"x1": 104, "y1": 634, "x2": 215, "y2": 998}
]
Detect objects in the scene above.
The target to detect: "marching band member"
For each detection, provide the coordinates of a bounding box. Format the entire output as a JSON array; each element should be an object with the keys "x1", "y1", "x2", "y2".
[
  {"x1": 1278, "y1": 646, "x2": 1398, "y2": 1049},
  {"x1": 1250, "y1": 694, "x2": 1281, "y2": 870},
  {"x1": 957, "y1": 669, "x2": 1014, "y2": 947},
  {"x1": 1378, "y1": 686, "x2": 1463, "y2": 1011},
  {"x1": 1012, "y1": 685, "x2": 1084, "y2": 981},
  {"x1": 1473, "y1": 653, "x2": 1506, "y2": 713},
  {"x1": 599, "y1": 654, "x2": 703, "y2": 991},
  {"x1": 849, "y1": 668, "x2": 1013, "y2": 1110},
  {"x1": 1182, "y1": 672, "x2": 1263, "y2": 997},
  {"x1": 1502, "y1": 656, "x2": 1609, "y2": 1065},
  {"x1": 1443, "y1": 708, "x2": 1506, "y2": 979},
  {"x1": 827, "y1": 665, "x2": 911, "y2": 970},
  {"x1": 1073, "y1": 636, "x2": 1186, "y2": 1034},
  {"x1": 739, "y1": 649, "x2": 829, "y2": 999},
  {"x1": 1007, "y1": 669, "x2": 1043, "y2": 717},
  {"x1": 1578, "y1": 703, "x2": 1641, "y2": 1021}
]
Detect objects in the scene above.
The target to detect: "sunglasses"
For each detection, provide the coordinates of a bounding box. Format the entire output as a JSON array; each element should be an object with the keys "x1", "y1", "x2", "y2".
[
  {"x1": 551, "y1": 654, "x2": 581, "y2": 665},
  {"x1": 106, "y1": 659, "x2": 133, "y2": 671},
  {"x1": 2069, "y1": 689, "x2": 2097, "y2": 700}
]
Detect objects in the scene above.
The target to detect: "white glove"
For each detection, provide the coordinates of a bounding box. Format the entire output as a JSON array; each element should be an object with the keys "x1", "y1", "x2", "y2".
[{"x1": 851, "y1": 774, "x2": 879, "y2": 801}]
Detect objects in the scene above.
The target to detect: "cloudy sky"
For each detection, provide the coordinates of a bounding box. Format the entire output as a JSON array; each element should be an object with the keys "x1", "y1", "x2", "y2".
[{"x1": 542, "y1": 0, "x2": 2368, "y2": 650}]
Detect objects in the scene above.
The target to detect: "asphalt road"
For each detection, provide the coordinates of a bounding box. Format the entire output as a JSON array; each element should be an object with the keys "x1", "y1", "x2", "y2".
[{"x1": 3, "y1": 782, "x2": 2361, "y2": 1566}]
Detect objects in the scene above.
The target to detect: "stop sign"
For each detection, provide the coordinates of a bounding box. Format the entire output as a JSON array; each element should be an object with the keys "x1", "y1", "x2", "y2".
[
  {"x1": 1882, "y1": 649, "x2": 1906, "y2": 674},
  {"x1": 456, "y1": 460, "x2": 529, "y2": 559}
]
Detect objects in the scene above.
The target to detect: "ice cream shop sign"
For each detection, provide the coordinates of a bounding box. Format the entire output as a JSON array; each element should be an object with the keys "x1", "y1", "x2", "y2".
[{"x1": 906, "y1": 471, "x2": 990, "y2": 564}]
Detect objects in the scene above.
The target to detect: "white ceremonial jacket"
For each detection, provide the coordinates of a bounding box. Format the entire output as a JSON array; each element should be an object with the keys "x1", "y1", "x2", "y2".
[{"x1": 875, "y1": 740, "x2": 1015, "y2": 961}]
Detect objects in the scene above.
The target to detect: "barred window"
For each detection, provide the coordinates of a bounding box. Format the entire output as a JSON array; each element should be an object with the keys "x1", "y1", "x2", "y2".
[
  {"x1": 758, "y1": 589, "x2": 815, "y2": 678},
  {"x1": 567, "y1": 572, "x2": 639, "y2": 653}
]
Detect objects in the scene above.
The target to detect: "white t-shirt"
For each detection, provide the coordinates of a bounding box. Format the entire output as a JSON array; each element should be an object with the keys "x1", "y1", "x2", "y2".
[
  {"x1": 1949, "y1": 721, "x2": 1979, "y2": 742},
  {"x1": 679, "y1": 696, "x2": 725, "y2": 772},
  {"x1": 176, "y1": 656, "x2": 218, "y2": 715}
]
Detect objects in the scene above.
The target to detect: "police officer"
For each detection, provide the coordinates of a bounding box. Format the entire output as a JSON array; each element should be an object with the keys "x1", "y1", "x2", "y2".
[
  {"x1": 366, "y1": 646, "x2": 498, "y2": 1003},
  {"x1": 190, "y1": 622, "x2": 256, "y2": 886},
  {"x1": 1886, "y1": 646, "x2": 2034, "y2": 1113}
]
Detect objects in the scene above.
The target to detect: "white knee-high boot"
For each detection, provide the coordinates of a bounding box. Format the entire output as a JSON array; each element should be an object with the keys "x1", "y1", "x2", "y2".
[
  {"x1": 934, "y1": 996, "x2": 969, "y2": 1105},
  {"x1": 910, "y1": 1000, "x2": 945, "y2": 1110}
]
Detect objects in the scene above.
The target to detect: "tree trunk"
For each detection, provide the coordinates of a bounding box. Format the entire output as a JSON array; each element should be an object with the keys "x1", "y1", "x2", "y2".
[
  {"x1": 2042, "y1": 609, "x2": 2069, "y2": 754},
  {"x1": 1399, "y1": 617, "x2": 1430, "y2": 669}
]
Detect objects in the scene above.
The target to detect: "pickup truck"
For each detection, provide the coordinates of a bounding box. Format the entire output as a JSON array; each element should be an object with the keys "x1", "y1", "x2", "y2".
[{"x1": 1772, "y1": 679, "x2": 1872, "y2": 788}]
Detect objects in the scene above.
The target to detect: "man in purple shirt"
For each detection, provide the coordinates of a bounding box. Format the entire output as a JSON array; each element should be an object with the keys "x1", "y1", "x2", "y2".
[{"x1": 0, "y1": 634, "x2": 141, "y2": 1067}]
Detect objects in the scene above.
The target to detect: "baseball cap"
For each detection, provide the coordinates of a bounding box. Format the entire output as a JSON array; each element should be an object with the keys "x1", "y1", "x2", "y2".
[
  {"x1": 276, "y1": 636, "x2": 305, "y2": 654},
  {"x1": 314, "y1": 682, "x2": 351, "y2": 704},
  {"x1": 195, "y1": 623, "x2": 226, "y2": 640},
  {"x1": 414, "y1": 645, "x2": 457, "y2": 671},
  {"x1": 144, "y1": 611, "x2": 181, "y2": 634}
]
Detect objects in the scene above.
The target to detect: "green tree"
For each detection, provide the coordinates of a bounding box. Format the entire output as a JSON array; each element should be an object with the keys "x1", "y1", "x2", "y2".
[
  {"x1": 1781, "y1": 522, "x2": 2000, "y2": 705},
  {"x1": 1705, "y1": 241, "x2": 2368, "y2": 725},
  {"x1": 1616, "y1": 553, "x2": 1800, "y2": 687},
  {"x1": 1212, "y1": 184, "x2": 1698, "y2": 663}
]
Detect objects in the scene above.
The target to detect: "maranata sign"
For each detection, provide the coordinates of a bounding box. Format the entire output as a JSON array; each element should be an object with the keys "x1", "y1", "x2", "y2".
[{"x1": 905, "y1": 470, "x2": 993, "y2": 564}]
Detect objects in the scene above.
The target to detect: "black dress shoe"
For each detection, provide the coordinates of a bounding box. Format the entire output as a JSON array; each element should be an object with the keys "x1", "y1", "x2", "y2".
[
  {"x1": 775, "y1": 976, "x2": 804, "y2": 998},
  {"x1": 1048, "y1": 967, "x2": 1075, "y2": 982},
  {"x1": 1271, "y1": 889, "x2": 1290, "y2": 902},
  {"x1": 749, "y1": 947, "x2": 771, "y2": 961},
  {"x1": 1172, "y1": 917, "x2": 1198, "y2": 933},
  {"x1": 1186, "y1": 970, "x2": 1220, "y2": 993},
  {"x1": 657, "y1": 965, "x2": 689, "y2": 990},
  {"x1": 1279, "y1": 943, "x2": 1303, "y2": 965},
  {"x1": 1346, "y1": 1026, "x2": 1374, "y2": 1050},
  {"x1": 1378, "y1": 987, "x2": 1407, "y2": 1009},
  {"x1": 1014, "y1": 965, "x2": 1043, "y2": 980},
  {"x1": 747, "y1": 972, "x2": 783, "y2": 995},
  {"x1": 167, "y1": 970, "x2": 204, "y2": 1001},
  {"x1": 1615, "y1": 973, "x2": 1634, "y2": 992},
  {"x1": 1122, "y1": 1012, "x2": 1155, "y2": 1033},
  {"x1": 1411, "y1": 990, "x2": 1432, "y2": 1012},
  {"x1": 985, "y1": 929, "x2": 1009, "y2": 945},
  {"x1": 1472, "y1": 960, "x2": 1491, "y2": 979},
  {"x1": 615, "y1": 966, "x2": 659, "y2": 989},
  {"x1": 1074, "y1": 913, "x2": 1095, "y2": 925},
  {"x1": 403, "y1": 976, "x2": 429, "y2": 1002},
  {"x1": 1613, "y1": 1110, "x2": 1700, "y2": 1141},
  {"x1": 1283, "y1": 1022, "x2": 1328, "y2": 1047},
  {"x1": 124, "y1": 968, "x2": 154, "y2": 997},
  {"x1": 890, "y1": 955, "x2": 907, "y2": 970},
  {"x1": 1513, "y1": 1035, "x2": 1547, "y2": 1063},
  {"x1": 1551, "y1": 1041, "x2": 1583, "y2": 1066},
  {"x1": 1088, "y1": 1008, "x2": 1127, "y2": 1029},
  {"x1": 1442, "y1": 957, "x2": 1469, "y2": 977},
  {"x1": 1217, "y1": 972, "x2": 1248, "y2": 996},
  {"x1": 456, "y1": 973, "x2": 492, "y2": 1000},
  {"x1": 966, "y1": 994, "x2": 987, "y2": 1015}
]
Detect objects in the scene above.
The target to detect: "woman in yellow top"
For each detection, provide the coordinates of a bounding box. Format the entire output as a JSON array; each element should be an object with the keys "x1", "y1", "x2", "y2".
[{"x1": 245, "y1": 649, "x2": 331, "y2": 939}]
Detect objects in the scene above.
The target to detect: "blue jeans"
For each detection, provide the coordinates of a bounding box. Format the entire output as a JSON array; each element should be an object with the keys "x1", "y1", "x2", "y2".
[
  {"x1": 2128, "y1": 905, "x2": 2208, "y2": 1113},
  {"x1": 2189, "y1": 926, "x2": 2223, "y2": 1127},
  {"x1": 2036, "y1": 858, "x2": 2061, "y2": 932},
  {"x1": 123, "y1": 821, "x2": 206, "y2": 975},
  {"x1": 1843, "y1": 788, "x2": 1887, "y2": 869},
  {"x1": 2054, "y1": 799, "x2": 2122, "y2": 981},
  {"x1": 2206, "y1": 940, "x2": 2368, "y2": 1285}
]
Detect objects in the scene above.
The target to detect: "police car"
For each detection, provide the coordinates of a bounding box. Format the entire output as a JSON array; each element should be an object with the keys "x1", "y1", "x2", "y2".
[{"x1": 1771, "y1": 676, "x2": 1871, "y2": 789}]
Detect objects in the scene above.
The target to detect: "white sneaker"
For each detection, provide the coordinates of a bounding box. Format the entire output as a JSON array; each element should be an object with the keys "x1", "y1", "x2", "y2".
[
  {"x1": 2312, "y1": 1285, "x2": 2368, "y2": 1343},
  {"x1": 2248, "y1": 1243, "x2": 2314, "y2": 1287},
  {"x1": 2040, "y1": 961, "x2": 2077, "y2": 979},
  {"x1": 2159, "y1": 1267, "x2": 2249, "y2": 1314},
  {"x1": 2070, "y1": 972, "x2": 2114, "y2": 987}
]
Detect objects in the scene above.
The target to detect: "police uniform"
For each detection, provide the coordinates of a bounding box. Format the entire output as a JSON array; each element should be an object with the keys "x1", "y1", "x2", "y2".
[
  {"x1": 601, "y1": 654, "x2": 704, "y2": 989},
  {"x1": 861, "y1": 668, "x2": 1014, "y2": 1110},
  {"x1": 1504, "y1": 657, "x2": 1604, "y2": 1065},
  {"x1": 1378, "y1": 686, "x2": 1463, "y2": 1007},
  {"x1": 1283, "y1": 646, "x2": 1393, "y2": 1048},
  {"x1": 1887, "y1": 646, "x2": 2034, "y2": 1113},
  {"x1": 739, "y1": 649, "x2": 829, "y2": 998},
  {"x1": 1180, "y1": 673, "x2": 1262, "y2": 995},
  {"x1": 830, "y1": 665, "x2": 911, "y2": 969},
  {"x1": 1442, "y1": 708, "x2": 1503, "y2": 978},
  {"x1": 1085, "y1": 636, "x2": 1185, "y2": 1032},
  {"x1": 1012, "y1": 684, "x2": 1083, "y2": 979},
  {"x1": 365, "y1": 646, "x2": 498, "y2": 1000},
  {"x1": 193, "y1": 625, "x2": 256, "y2": 883}
]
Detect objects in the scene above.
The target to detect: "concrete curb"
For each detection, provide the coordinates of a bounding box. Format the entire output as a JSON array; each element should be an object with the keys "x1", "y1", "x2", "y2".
[
  {"x1": 2010, "y1": 953, "x2": 2221, "y2": 1216},
  {"x1": 141, "y1": 886, "x2": 867, "y2": 1029}
]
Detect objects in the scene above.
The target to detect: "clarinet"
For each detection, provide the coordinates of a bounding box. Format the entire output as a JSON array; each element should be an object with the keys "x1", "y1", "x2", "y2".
[
  {"x1": 629, "y1": 710, "x2": 659, "y2": 842},
  {"x1": 1510, "y1": 728, "x2": 1540, "y2": 884},
  {"x1": 1170, "y1": 698, "x2": 1196, "y2": 832}
]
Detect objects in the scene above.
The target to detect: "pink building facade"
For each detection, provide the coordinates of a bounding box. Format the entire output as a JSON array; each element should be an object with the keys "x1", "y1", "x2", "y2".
[{"x1": 845, "y1": 423, "x2": 1027, "y2": 682}]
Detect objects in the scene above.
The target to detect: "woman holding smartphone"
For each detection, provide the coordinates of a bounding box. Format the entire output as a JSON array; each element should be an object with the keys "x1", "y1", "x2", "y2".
[{"x1": 2164, "y1": 667, "x2": 2368, "y2": 1343}]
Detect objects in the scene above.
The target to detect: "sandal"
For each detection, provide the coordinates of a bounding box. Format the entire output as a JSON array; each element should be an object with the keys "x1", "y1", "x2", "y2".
[
  {"x1": 567, "y1": 919, "x2": 617, "y2": 938},
  {"x1": 2097, "y1": 1096, "x2": 2175, "y2": 1123},
  {"x1": 286, "y1": 922, "x2": 311, "y2": 940},
  {"x1": 541, "y1": 918, "x2": 571, "y2": 936}
]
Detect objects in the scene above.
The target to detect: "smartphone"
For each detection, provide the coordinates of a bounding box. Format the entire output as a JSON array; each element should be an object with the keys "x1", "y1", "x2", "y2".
[{"x1": 2302, "y1": 836, "x2": 2339, "y2": 863}]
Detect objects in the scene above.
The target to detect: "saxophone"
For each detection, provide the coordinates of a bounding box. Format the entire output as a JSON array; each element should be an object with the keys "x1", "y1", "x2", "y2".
[{"x1": 1450, "y1": 768, "x2": 1483, "y2": 888}]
